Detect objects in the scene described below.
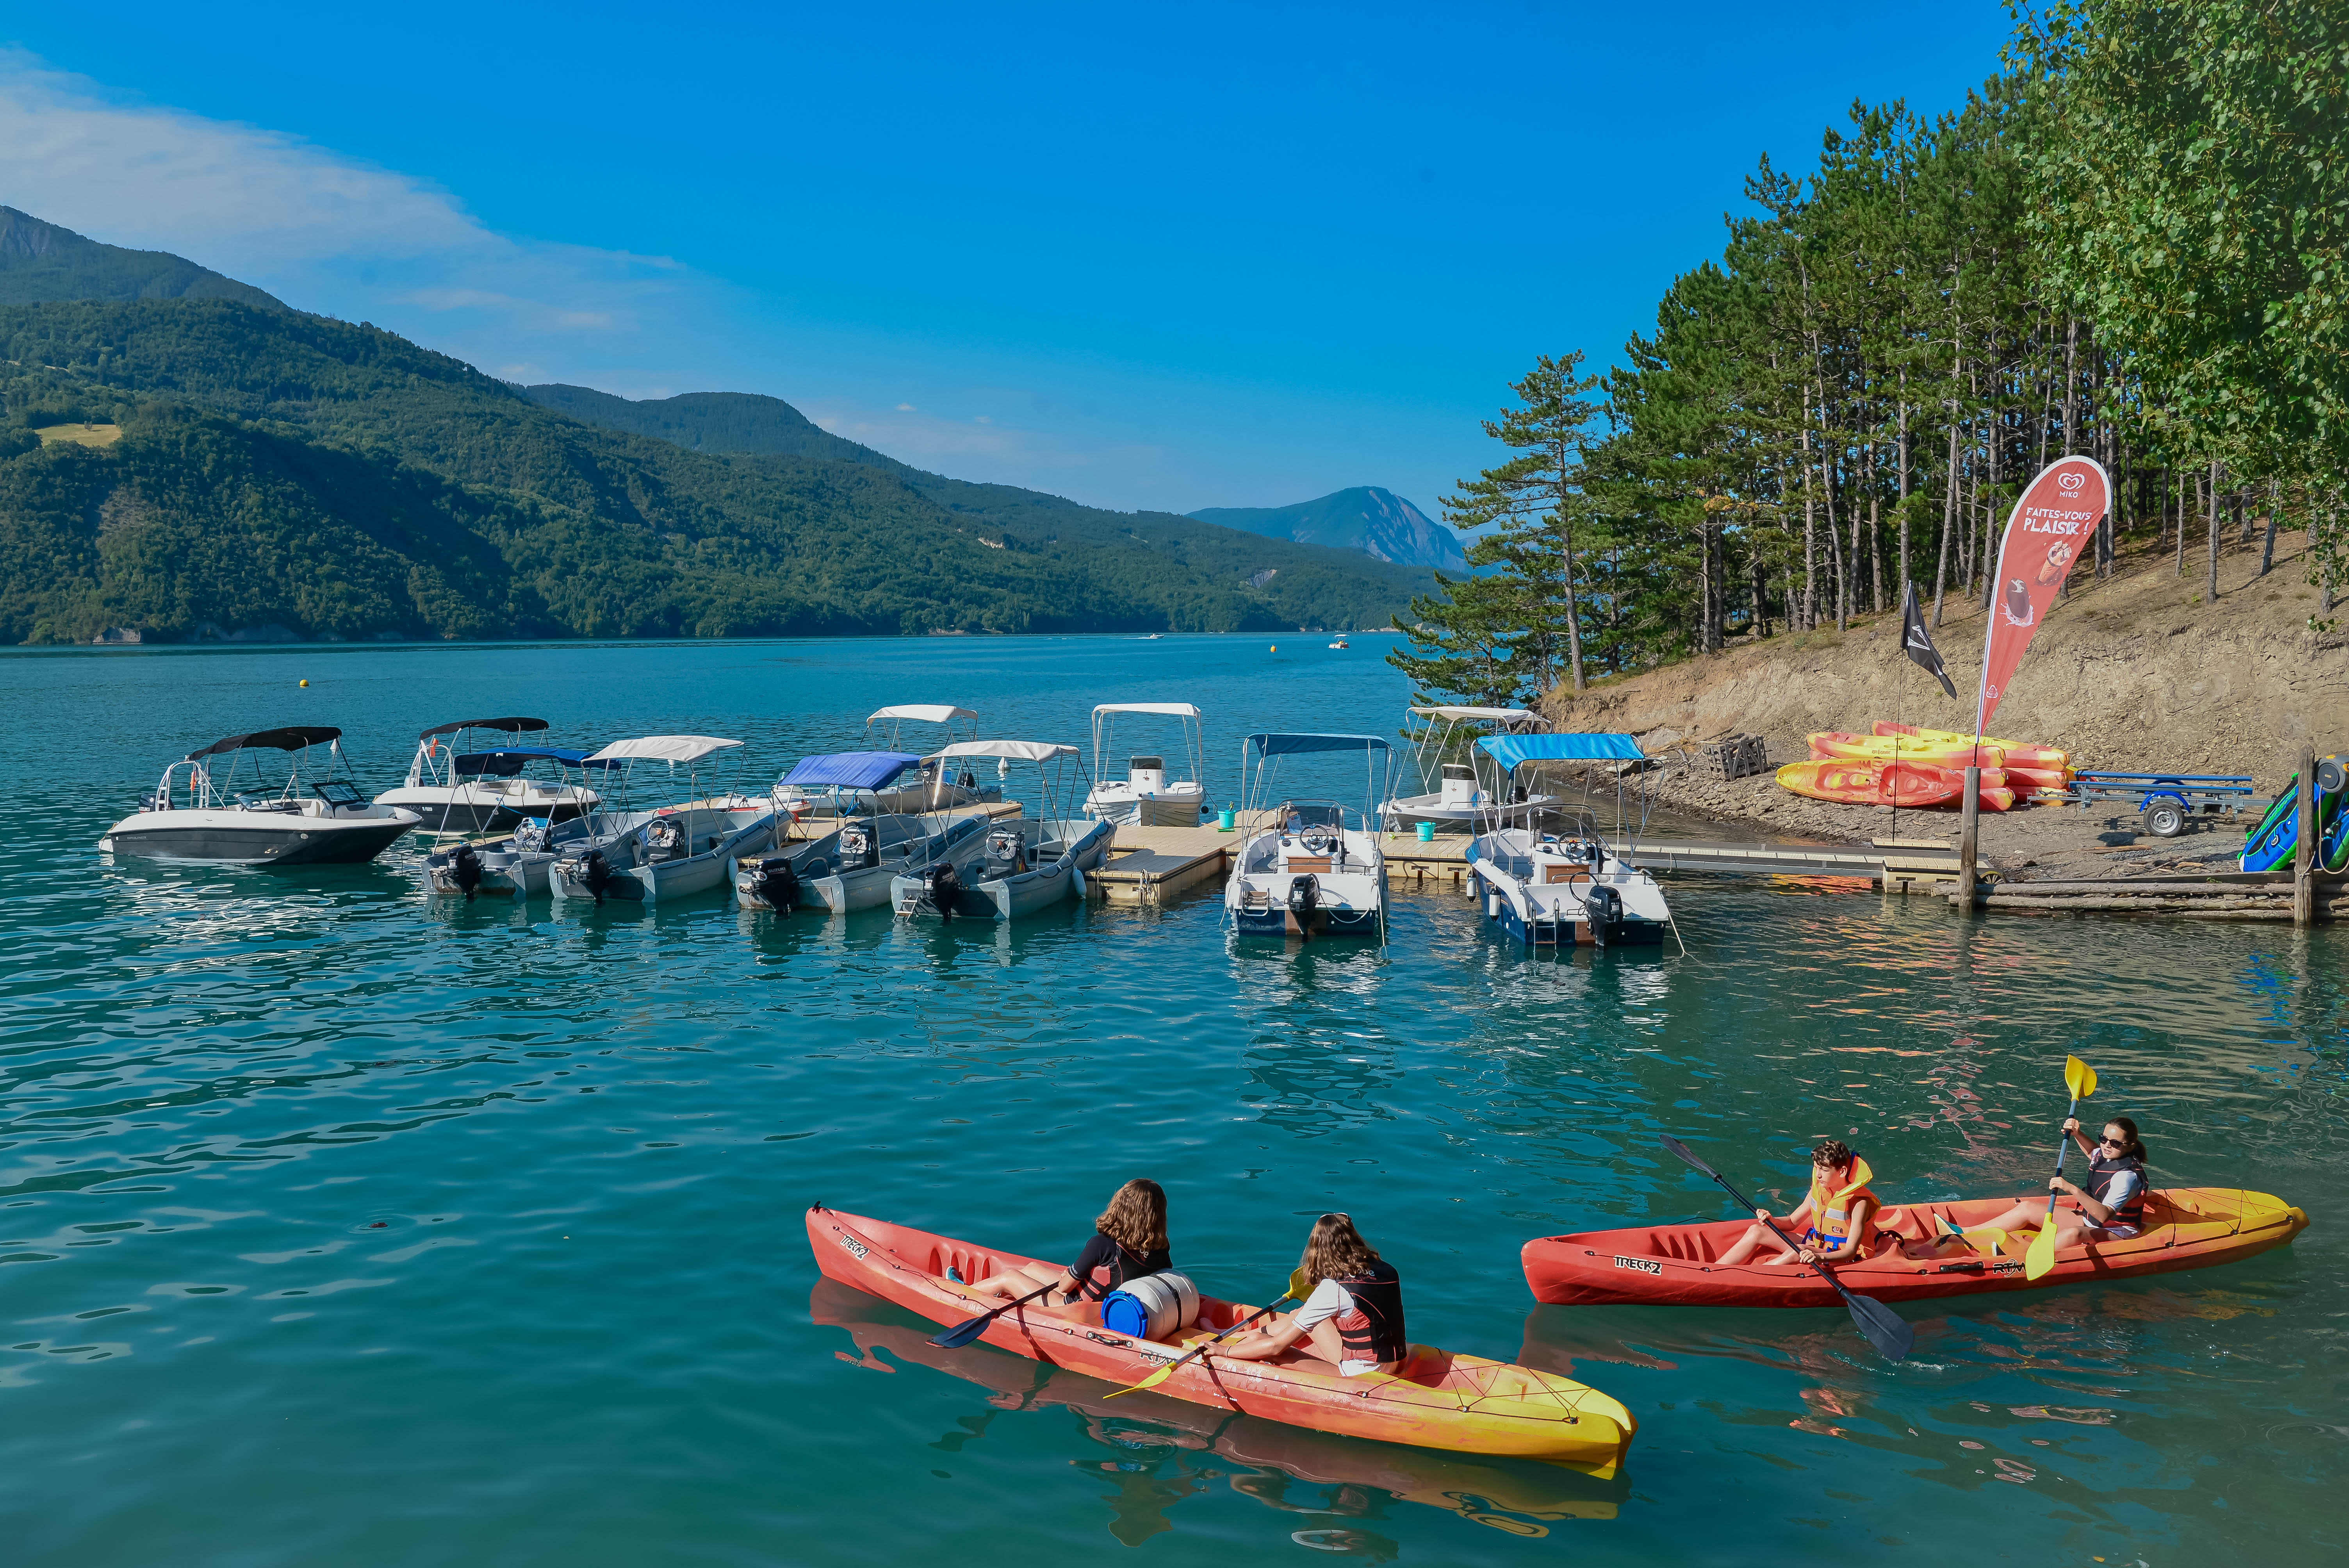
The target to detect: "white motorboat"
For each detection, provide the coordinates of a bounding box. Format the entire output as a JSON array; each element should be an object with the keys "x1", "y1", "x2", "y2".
[
  {"x1": 1328, "y1": 636, "x2": 1349, "y2": 649},
  {"x1": 1223, "y1": 732, "x2": 1394, "y2": 941},
  {"x1": 737, "y1": 750, "x2": 985, "y2": 913},
  {"x1": 775, "y1": 705, "x2": 1006, "y2": 817},
  {"x1": 376, "y1": 717, "x2": 602, "y2": 834},
  {"x1": 1379, "y1": 705, "x2": 1555, "y2": 830},
  {"x1": 1082, "y1": 702, "x2": 1207, "y2": 827},
  {"x1": 546, "y1": 736, "x2": 776, "y2": 906},
  {"x1": 1467, "y1": 734, "x2": 1674, "y2": 949},
  {"x1": 100, "y1": 726, "x2": 420, "y2": 865},
  {"x1": 891, "y1": 741, "x2": 1111, "y2": 921}
]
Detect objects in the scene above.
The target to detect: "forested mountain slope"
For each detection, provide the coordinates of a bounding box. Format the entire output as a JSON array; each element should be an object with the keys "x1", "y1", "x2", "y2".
[
  {"x1": 0, "y1": 208, "x2": 286, "y2": 312},
  {"x1": 0, "y1": 300, "x2": 1425, "y2": 642}
]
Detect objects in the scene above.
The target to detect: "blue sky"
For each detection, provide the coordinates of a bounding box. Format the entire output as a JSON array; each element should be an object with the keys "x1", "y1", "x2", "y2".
[{"x1": 0, "y1": 3, "x2": 2012, "y2": 517}]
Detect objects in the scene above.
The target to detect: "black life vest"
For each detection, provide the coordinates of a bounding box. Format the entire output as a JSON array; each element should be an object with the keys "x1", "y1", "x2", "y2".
[
  {"x1": 2084, "y1": 1152, "x2": 2146, "y2": 1227},
  {"x1": 1080, "y1": 1237, "x2": 1153, "y2": 1301},
  {"x1": 1331, "y1": 1261, "x2": 1407, "y2": 1365}
]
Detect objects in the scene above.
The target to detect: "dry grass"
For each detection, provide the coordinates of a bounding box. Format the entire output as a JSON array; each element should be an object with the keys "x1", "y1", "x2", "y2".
[{"x1": 35, "y1": 422, "x2": 121, "y2": 448}]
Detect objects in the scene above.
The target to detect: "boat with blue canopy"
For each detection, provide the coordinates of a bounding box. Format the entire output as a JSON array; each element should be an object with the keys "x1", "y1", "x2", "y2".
[
  {"x1": 1466, "y1": 734, "x2": 1674, "y2": 950},
  {"x1": 1223, "y1": 732, "x2": 1394, "y2": 941}
]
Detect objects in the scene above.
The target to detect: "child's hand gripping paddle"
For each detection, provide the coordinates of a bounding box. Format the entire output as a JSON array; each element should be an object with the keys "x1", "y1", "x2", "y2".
[
  {"x1": 1660, "y1": 1135, "x2": 1914, "y2": 1363},
  {"x1": 2024, "y1": 1055, "x2": 2098, "y2": 1282},
  {"x1": 1101, "y1": 1269, "x2": 1310, "y2": 1399},
  {"x1": 930, "y1": 1279, "x2": 1061, "y2": 1349}
]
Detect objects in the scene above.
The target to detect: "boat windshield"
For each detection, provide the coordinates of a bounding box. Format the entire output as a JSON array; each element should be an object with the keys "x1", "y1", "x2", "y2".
[{"x1": 1283, "y1": 801, "x2": 1347, "y2": 830}]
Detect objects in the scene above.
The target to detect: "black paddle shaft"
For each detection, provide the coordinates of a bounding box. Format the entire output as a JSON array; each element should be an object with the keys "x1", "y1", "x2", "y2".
[
  {"x1": 1657, "y1": 1134, "x2": 1914, "y2": 1363},
  {"x1": 930, "y1": 1279, "x2": 1059, "y2": 1349}
]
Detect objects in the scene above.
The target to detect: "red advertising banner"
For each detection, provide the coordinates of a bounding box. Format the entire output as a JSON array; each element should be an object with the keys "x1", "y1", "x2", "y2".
[{"x1": 1974, "y1": 455, "x2": 2109, "y2": 737}]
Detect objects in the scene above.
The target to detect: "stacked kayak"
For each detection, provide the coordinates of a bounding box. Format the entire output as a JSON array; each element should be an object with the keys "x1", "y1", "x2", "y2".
[
  {"x1": 1777, "y1": 756, "x2": 2014, "y2": 812},
  {"x1": 2240, "y1": 755, "x2": 2348, "y2": 873},
  {"x1": 809, "y1": 1205, "x2": 1637, "y2": 1475},
  {"x1": 1874, "y1": 720, "x2": 2073, "y2": 794},
  {"x1": 1521, "y1": 1186, "x2": 2306, "y2": 1308}
]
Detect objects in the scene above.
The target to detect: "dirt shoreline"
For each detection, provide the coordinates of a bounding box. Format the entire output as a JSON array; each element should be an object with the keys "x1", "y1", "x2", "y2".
[{"x1": 1540, "y1": 527, "x2": 2347, "y2": 883}]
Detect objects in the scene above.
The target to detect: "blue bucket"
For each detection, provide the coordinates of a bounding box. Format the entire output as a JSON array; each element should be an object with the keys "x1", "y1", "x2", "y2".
[
  {"x1": 1217, "y1": 809, "x2": 1236, "y2": 832},
  {"x1": 1416, "y1": 820, "x2": 1435, "y2": 843}
]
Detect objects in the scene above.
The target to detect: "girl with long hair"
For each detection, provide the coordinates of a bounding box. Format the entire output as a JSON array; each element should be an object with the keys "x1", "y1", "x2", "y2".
[
  {"x1": 1215, "y1": 1213, "x2": 1408, "y2": 1377},
  {"x1": 970, "y1": 1179, "x2": 1173, "y2": 1304},
  {"x1": 1974, "y1": 1115, "x2": 2150, "y2": 1246}
]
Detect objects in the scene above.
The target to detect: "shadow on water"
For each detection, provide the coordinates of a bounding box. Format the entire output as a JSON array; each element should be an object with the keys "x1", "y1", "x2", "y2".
[{"x1": 810, "y1": 1281, "x2": 1625, "y2": 1545}]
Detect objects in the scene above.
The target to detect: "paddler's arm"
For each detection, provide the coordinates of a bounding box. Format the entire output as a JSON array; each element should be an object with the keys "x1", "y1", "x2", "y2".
[
  {"x1": 2050, "y1": 1175, "x2": 2112, "y2": 1226},
  {"x1": 2061, "y1": 1117, "x2": 2096, "y2": 1161},
  {"x1": 1795, "y1": 1197, "x2": 1874, "y2": 1269}
]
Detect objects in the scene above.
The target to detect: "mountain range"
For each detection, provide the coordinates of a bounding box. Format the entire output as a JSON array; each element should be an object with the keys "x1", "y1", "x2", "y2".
[
  {"x1": 0, "y1": 210, "x2": 1435, "y2": 645},
  {"x1": 1189, "y1": 486, "x2": 1465, "y2": 571}
]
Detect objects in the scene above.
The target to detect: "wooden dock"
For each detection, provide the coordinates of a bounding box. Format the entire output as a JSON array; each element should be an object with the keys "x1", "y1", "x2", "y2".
[{"x1": 1951, "y1": 872, "x2": 2347, "y2": 921}]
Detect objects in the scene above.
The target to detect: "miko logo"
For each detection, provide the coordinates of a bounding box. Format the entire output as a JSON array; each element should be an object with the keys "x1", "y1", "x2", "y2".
[{"x1": 2057, "y1": 470, "x2": 2086, "y2": 495}]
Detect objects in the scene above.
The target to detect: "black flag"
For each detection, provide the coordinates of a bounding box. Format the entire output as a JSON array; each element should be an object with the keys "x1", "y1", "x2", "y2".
[{"x1": 1901, "y1": 582, "x2": 1957, "y2": 698}]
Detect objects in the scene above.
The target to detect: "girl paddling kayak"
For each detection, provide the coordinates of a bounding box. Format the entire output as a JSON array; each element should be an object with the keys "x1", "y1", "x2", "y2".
[
  {"x1": 1214, "y1": 1212, "x2": 1408, "y2": 1377},
  {"x1": 968, "y1": 1178, "x2": 1172, "y2": 1305},
  {"x1": 1970, "y1": 1116, "x2": 2149, "y2": 1246}
]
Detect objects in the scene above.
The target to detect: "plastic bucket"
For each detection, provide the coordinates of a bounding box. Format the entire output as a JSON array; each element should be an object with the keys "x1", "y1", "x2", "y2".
[
  {"x1": 1217, "y1": 809, "x2": 1235, "y2": 832},
  {"x1": 1100, "y1": 1271, "x2": 1200, "y2": 1340},
  {"x1": 1415, "y1": 820, "x2": 1435, "y2": 843}
]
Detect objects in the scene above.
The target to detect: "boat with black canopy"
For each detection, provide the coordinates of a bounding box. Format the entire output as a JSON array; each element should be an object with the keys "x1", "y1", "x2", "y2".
[
  {"x1": 376, "y1": 717, "x2": 602, "y2": 835},
  {"x1": 100, "y1": 727, "x2": 421, "y2": 865},
  {"x1": 1467, "y1": 733, "x2": 1675, "y2": 949},
  {"x1": 1223, "y1": 732, "x2": 1394, "y2": 941}
]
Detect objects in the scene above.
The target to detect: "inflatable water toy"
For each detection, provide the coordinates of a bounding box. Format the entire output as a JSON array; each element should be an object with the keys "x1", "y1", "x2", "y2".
[{"x1": 2240, "y1": 755, "x2": 2347, "y2": 873}]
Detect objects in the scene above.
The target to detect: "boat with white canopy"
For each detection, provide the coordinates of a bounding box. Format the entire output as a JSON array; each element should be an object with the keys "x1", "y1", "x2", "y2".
[
  {"x1": 100, "y1": 727, "x2": 420, "y2": 865},
  {"x1": 734, "y1": 751, "x2": 988, "y2": 913},
  {"x1": 1082, "y1": 702, "x2": 1207, "y2": 826},
  {"x1": 1379, "y1": 706, "x2": 1554, "y2": 831},
  {"x1": 545, "y1": 736, "x2": 775, "y2": 905},
  {"x1": 376, "y1": 717, "x2": 602, "y2": 835},
  {"x1": 1467, "y1": 734, "x2": 1674, "y2": 949},
  {"x1": 422, "y1": 748, "x2": 622, "y2": 898},
  {"x1": 1223, "y1": 732, "x2": 1394, "y2": 941},
  {"x1": 890, "y1": 740, "x2": 1111, "y2": 921}
]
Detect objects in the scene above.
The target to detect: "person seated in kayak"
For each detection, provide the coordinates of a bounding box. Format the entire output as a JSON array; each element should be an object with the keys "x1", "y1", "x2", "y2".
[
  {"x1": 1714, "y1": 1140, "x2": 1882, "y2": 1269},
  {"x1": 1970, "y1": 1117, "x2": 2149, "y2": 1247},
  {"x1": 1214, "y1": 1212, "x2": 1407, "y2": 1377},
  {"x1": 967, "y1": 1178, "x2": 1171, "y2": 1306}
]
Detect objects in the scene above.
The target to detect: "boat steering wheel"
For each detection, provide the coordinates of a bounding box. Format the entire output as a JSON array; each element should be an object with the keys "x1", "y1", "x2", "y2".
[{"x1": 1299, "y1": 825, "x2": 1335, "y2": 855}]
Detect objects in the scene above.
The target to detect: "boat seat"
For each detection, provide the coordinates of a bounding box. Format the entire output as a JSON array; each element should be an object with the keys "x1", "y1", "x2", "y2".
[
  {"x1": 1540, "y1": 864, "x2": 1590, "y2": 885},
  {"x1": 1285, "y1": 857, "x2": 1333, "y2": 872}
]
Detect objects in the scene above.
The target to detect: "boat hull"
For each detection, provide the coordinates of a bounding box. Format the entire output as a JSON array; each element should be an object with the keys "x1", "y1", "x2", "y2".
[
  {"x1": 100, "y1": 808, "x2": 421, "y2": 866},
  {"x1": 1522, "y1": 1187, "x2": 2307, "y2": 1307},
  {"x1": 1224, "y1": 824, "x2": 1387, "y2": 939},
  {"x1": 891, "y1": 818, "x2": 1111, "y2": 921},
  {"x1": 807, "y1": 1206, "x2": 1636, "y2": 1474}
]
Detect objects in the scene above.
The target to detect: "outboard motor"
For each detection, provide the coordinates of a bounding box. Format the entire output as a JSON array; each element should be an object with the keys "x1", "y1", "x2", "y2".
[
  {"x1": 754, "y1": 856, "x2": 801, "y2": 911},
  {"x1": 1585, "y1": 884, "x2": 1623, "y2": 943},
  {"x1": 581, "y1": 848, "x2": 614, "y2": 907},
  {"x1": 927, "y1": 860, "x2": 964, "y2": 920},
  {"x1": 838, "y1": 823, "x2": 874, "y2": 872},
  {"x1": 451, "y1": 841, "x2": 483, "y2": 901},
  {"x1": 986, "y1": 827, "x2": 1026, "y2": 876},
  {"x1": 1287, "y1": 872, "x2": 1321, "y2": 939},
  {"x1": 644, "y1": 816, "x2": 685, "y2": 864}
]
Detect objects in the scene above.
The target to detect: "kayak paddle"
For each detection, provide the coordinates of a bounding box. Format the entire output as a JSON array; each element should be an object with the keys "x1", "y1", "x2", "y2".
[
  {"x1": 1659, "y1": 1134, "x2": 1915, "y2": 1364},
  {"x1": 930, "y1": 1279, "x2": 1061, "y2": 1349},
  {"x1": 2025, "y1": 1055, "x2": 2099, "y2": 1282},
  {"x1": 1101, "y1": 1268, "x2": 1311, "y2": 1399}
]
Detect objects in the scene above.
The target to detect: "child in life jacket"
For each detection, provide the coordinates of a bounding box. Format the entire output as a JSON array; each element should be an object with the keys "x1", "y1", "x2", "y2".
[
  {"x1": 1970, "y1": 1116, "x2": 2149, "y2": 1247},
  {"x1": 967, "y1": 1178, "x2": 1172, "y2": 1305},
  {"x1": 1715, "y1": 1140, "x2": 1882, "y2": 1268},
  {"x1": 1214, "y1": 1212, "x2": 1408, "y2": 1377}
]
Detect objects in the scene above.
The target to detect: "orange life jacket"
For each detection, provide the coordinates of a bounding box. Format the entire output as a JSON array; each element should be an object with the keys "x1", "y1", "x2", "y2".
[{"x1": 1802, "y1": 1159, "x2": 1879, "y2": 1253}]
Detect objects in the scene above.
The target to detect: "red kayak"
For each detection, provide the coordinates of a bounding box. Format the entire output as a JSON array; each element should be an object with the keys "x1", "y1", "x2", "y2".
[
  {"x1": 810, "y1": 1205, "x2": 1637, "y2": 1473},
  {"x1": 1522, "y1": 1187, "x2": 2306, "y2": 1308}
]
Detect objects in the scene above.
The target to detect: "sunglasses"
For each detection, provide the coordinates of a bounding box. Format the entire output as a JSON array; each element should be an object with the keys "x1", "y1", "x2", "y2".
[{"x1": 2097, "y1": 1135, "x2": 2125, "y2": 1147}]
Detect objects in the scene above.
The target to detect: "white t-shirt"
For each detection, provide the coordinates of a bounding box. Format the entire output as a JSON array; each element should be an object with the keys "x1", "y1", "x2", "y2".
[
  {"x1": 2092, "y1": 1168, "x2": 2142, "y2": 1226},
  {"x1": 1292, "y1": 1279, "x2": 1385, "y2": 1376}
]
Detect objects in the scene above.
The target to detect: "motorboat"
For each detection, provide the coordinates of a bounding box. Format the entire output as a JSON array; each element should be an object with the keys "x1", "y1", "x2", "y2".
[
  {"x1": 1223, "y1": 732, "x2": 1394, "y2": 941},
  {"x1": 1379, "y1": 706, "x2": 1554, "y2": 832},
  {"x1": 891, "y1": 741, "x2": 1112, "y2": 921},
  {"x1": 833, "y1": 705, "x2": 1004, "y2": 816},
  {"x1": 100, "y1": 726, "x2": 420, "y2": 865},
  {"x1": 1082, "y1": 702, "x2": 1207, "y2": 827},
  {"x1": 376, "y1": 717, "x2": 602, "y2": 834},
  {"x1": 736, "y1": 751, "x2": 987, "y2": 913},
  {"x1": 1328, "y1": 636, "x2": 1349, "y2": 649},
  {"x1": 1467, "y1": 734, "x2": 1674, "y2": 948},
  {"x1": 546, "y1": 736, "x2": 776, "y2": 906}
]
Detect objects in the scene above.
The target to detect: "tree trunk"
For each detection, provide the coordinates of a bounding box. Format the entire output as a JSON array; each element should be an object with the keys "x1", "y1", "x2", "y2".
[
  {"x1": 2177, "y1": 468, "x2": 2189, "y2": 577},
  {"x1": 1933, "y1": 414, "x2": 1959, "y2": 628},
  {"x1": 2061, "y1": 314, "x2": 2078, "y2": 456},
  {"x1": 2206, "y1": 460, "x2": 2223, "y2": 602},
  {"x1": 2259, "y1": 478, "x2": 2279, "y2": 577},
  {"x1": 1896, "y1": 386, "x2": 1911, "y2": 602}
]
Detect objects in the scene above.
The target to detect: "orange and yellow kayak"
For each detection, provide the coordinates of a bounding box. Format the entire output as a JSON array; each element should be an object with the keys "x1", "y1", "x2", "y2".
[
  {"x1": 807, "y1": 1205, "x2": 1637, "y2": 1475},
  {"x1": 1776, "y1": 759, "x2": 2013, "y2": 811},
  {"x1": 1874, "y1": 720, "x2": 2071, "y2": 777},
  {"x1": 1809, "y1": 731, "x2": 2005, "y2": 770}
]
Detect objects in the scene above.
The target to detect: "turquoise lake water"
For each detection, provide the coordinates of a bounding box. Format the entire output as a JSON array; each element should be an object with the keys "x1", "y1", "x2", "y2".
[{"x1": 3, "y1": 634, "x2": 2342, "y2": 1566}]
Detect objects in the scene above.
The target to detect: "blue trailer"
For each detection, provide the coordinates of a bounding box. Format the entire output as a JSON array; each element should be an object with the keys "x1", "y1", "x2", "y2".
[{"x1": 2062, "y1": 771, "x2": 2259, "y2": 838}]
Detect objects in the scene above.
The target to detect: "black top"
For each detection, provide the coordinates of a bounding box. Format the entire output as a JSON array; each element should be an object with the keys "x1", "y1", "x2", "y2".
[
  {"x1": 419, "y1": 716, "x2": 549, "y2": 739},
  {"x1": 1070, "y1": 1232, "x2": 1172, "y2": 1300},
  {"x1": 186, "y1": 726, "x2": 341, "y2": 759}
]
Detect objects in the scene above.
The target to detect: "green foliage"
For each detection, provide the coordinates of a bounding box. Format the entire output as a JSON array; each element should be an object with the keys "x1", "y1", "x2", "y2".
[
  {"x1": 0, "y1": 300, "x2": 1429, "y2": 643},
  {"x1": 0, "y1": 207, "x2": 286, "y2": 312}
]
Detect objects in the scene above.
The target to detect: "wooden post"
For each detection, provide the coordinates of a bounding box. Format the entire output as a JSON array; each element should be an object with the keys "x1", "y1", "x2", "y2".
[
  {"x1": 2296, "y1": 744, "x2": 2318, "y2": 927},
  {"x1": 1957, "y1": 766, "x2": 1981, "y2": 909}
]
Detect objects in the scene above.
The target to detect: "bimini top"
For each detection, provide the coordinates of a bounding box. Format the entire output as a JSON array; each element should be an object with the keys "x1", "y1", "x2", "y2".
[
  {"x1": 454, "y1": 747, "x2": 617, "y2": 776},
  {"x1": 1093, "y1": 702, "x2": 1201, "y2": 719},
  {"x1": 187, "y1": 726, "x2": 341, "y2": 759},
  {"x1": 419, "y1": 716, "x2": 548, "y2": 739},
  {"x1": 868, "y1": 705, "x2": 976, "y2": 725},
  {"x1": 1410, "y1": 705, "x2": 1541, "y2": 726},
  {"x1": 928, "y1": 739, "x2": 1077, "y2": 763},
  {"x1": 587, "y1": 736, "x2": 744, "y2": 764},
  {"x1": 1478, "y1": 733, "x2": 1645, "y2": 772},
  {"x1": 779, "y1": 751, "x2": 923, "y2": 790},
  {"x1": 1246, "y1": 732, "x2": 1392, "y2": 756}
]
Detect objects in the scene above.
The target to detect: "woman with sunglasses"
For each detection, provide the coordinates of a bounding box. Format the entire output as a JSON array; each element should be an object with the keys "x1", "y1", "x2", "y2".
[
  {"x1": 1213, "y1": 1213, "x2": 1407, "y2": 1377},
  {"x1": 1975, "y1": 1115, "x2": 2149, "y2": 1245}
]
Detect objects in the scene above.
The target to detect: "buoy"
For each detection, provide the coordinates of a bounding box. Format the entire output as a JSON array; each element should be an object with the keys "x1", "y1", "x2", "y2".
[
  {"x1": 298, "y1": 679, "x2": 309, "y2": 687},
  {"x1": 1269, "y1": 645, "x2": 1277, "y2": 652}
]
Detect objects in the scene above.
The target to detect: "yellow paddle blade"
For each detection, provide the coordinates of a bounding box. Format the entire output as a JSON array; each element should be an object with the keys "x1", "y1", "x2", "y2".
[
  {"x1": 1287, "y1": 1267, "x2": 1311, "y2": 1302},
  {"x1": 2064, "y1": 1055, "x2": 2098, "y2": 1101},
  {"x1": 1968, "y1": 1228, "x2": 2010, "y2": 1259},
  {"x1": 1101, "y1": 1363, "x2": 1173, "y2": 1399},
  {"x1": 2023, "y1": 1217, "x2": 2060, "y2": 1280}
]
